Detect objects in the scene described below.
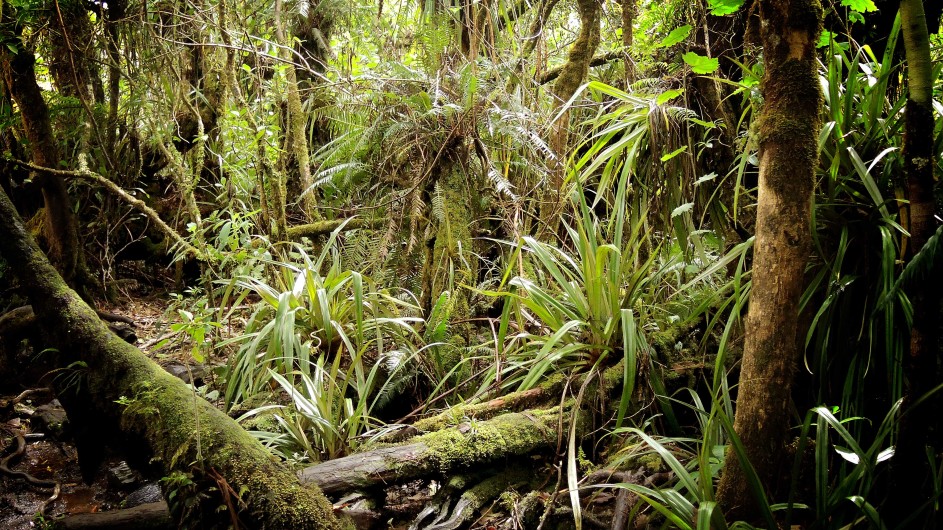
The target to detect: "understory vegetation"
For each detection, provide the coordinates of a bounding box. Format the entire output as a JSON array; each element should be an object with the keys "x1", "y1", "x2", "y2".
[{"x1": 0, "y1": 0, "x2": 941, "y2": 528}]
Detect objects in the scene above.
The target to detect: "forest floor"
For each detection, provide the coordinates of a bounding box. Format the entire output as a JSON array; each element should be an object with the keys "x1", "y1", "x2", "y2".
[{"x1": 2, "y1": 281, "x2": 676, "y2": 529}]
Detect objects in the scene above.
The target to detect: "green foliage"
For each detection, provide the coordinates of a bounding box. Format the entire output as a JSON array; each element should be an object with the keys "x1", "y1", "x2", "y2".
[
  {"x1": 658, "y1": 25, "x2": 691, "y2": 48},
  {"x1": 478, "y1": 187, "x2": 688, "y2": 433},
  {"x1": 798, "y1": 404, "x2": 900, "y2": 528},
  {"x1": 614, "y1": 389, "x2": 911, "y2": 528},
  {"x1": 802, "y1": 23, "x2": 928, "y2": 422},
  {"x1": 840, "y1": 0, "x2": 878, "y2": 13},
  {"x1": 610, "y1": 388, "x2": 775, "y2": 530},
  {"x1": 572, "y1": 81, "x2": 716, "y2": 256},
  {"x1": 244, "y1": 349, "x2": 405, "y2": 460}
]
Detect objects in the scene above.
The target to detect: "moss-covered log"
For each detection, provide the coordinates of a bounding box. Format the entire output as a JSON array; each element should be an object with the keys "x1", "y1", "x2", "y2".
[
  {"x1": 0, "y1": 187, "x2": 340, "y2": 529},
  {"x1": 298, "y1": 407, "x2": 580, "y2": 494},
  {"x1": 286, "y1": 218, "x2": 384, "y2": 240},
  {"x1": 409, "y1": 376, "x2": 566, "y2": 432}
]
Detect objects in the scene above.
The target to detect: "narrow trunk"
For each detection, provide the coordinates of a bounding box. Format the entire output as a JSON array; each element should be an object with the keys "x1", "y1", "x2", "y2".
[
  {"x1": 620, "y1": 0, "x2": 636, "y2": 79},
  {"x1": 540, "y1": 0, "x2": 600, "y2": 236},
  {"x1": 888, "y1": 0, "x2": 939, "y2": 525},
  {"x1": 275, "y1": 0, "x2": 319, "y2": 220},
  {"x1": 716, "y1": 0, "x2": 822, "y2": 521},
  {"x1": 0, "y1": 28, "x2": 83, "y2": 285}
]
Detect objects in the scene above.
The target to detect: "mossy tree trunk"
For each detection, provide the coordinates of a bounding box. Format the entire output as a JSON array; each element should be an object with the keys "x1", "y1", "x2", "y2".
[
  {"x1": 888, "y1": 0, "x2": 939, "y2": 524},
  {"x1": 420, "y1": 150, "x2": 480, "y2": 347},
  {"x1": 275, "y1": 0, "x2": 319, "y2": 220},
  {"x1": 716, "y1": 0, "x2": 822, "y2": 521},
  {"x1": 0, "y1": 17, "x2": 85, "y2": 288},
  {"x1": 0, "y1": 186, "x2": 340, "y2": 529},
  {"x1": 540, "y1": 0, "x2": 600, "y2": 237}
]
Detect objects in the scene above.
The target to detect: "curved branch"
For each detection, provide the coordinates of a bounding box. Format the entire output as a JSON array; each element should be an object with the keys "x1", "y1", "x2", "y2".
[{"x1": 7, "y1": 158, "x2": 205, "y2": 261}]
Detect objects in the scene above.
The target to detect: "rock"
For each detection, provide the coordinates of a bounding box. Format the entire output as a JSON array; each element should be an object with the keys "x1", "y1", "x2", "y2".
[
  {"x1": 34, "y1": 399, "x2": 68, "y2": 436},
  {"x1": 108, "y1": 461, "x2": 143, "y2": 489},
  {"x1": 123, "y1": 483, "x2": 163, "y2": 508},
  {"x1": 108, "y1": 322, "x2": 138, "y2": 344},
  {"x1": 162, "y1": 363, "x2": 206, "y2": 385}
]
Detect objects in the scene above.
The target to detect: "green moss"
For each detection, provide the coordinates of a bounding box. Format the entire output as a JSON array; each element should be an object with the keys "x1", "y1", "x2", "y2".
[
  {"x1": 462, "y1": 466, "x2": 532, "y2": 505},
  {"x1": 412, "y1": 378, "x2": 564, "y2": 433},
  {"x1": 395, "y1": 408, "x2": 571, "y2": 477},
  {"x1": 637, "y1": 453, "x2": 666, "y2": 473}
]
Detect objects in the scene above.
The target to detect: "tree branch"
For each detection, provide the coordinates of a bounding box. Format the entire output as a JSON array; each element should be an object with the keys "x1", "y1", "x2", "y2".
[
  {"x1": 6, "y1": 158, "x2": 205, "y2": 261},
  {"x1": 538, "y1": 50, "x2": 624, "y2": 85}
]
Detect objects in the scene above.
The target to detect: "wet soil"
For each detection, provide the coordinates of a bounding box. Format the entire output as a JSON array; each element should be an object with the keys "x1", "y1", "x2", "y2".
[
  {"x1": 0, "y1": 290, "x2": 174, "y2": 529},
  {"x1": 1, "y1": 395, "x2": 139, "y2": 530}
]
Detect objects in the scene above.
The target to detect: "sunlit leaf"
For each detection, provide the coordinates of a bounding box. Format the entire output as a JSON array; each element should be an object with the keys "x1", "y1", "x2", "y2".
[
  {"x1": 658, "y1": 25, "x2": 691, "y2": 48},
  {"x1": 817, "y1": 30, "x2": 835, "y2": 48},
  {"x1": 695, "y1": 172, "x2": 717, "y2": 185},
  {"x1": 656, "y1": 89, "x2": 684, "y2": 105},
  {"x1": 661, "y1": 146, "x2": 688, "y2": 162},
  {"x1": 671, "y1": 202, "x2": 694, "y2": 218},
  {"x1": 876, "y1": 446, "x2": 895, "y2": 463},
  {"x1": 835, "y1": 446, "x2": 860, "y2": 464},
  {"x1": 841, "y1": 0, "x2": 877, "y2": 12},
  {"x1": 682, "y1": 52, "x2": 719, "y2": 74},
  {"x1": 707, "y1": 0, "x2": 745, "y2": 15}
]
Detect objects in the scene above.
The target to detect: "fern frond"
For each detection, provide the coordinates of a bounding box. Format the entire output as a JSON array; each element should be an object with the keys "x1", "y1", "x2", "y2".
[
  {"x1": 431, "y1": 181, "x2": 446, "y2": 223},
  {"x1": 487, "y1": 168, "x2": 518, "y2": 201}
]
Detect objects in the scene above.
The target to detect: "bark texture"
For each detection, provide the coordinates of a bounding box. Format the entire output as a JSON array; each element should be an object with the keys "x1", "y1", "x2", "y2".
[
  {"x1": 716, "y1": 0, "x2": 822, "y2": 521},
  {"x1": 0, "y1": 187, "x2": 339, "y2": 529},
  {"x1": 298, "y1": 407, "x2": 573, "y2": 493}
]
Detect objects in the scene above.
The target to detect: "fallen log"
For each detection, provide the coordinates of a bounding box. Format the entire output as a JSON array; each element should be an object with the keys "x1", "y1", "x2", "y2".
[
  {"x1": 58, "y1": 502, "x2": 173, "y2": 530},
  {"x1": 299, "y1": 407, "x2": 577, "y2": 494},
  {"x1": 410, "y1": 377, "x2": 566, "y2": 433},
  {"x1": 286, "y1": 218, "x2": 384, "y2": 240},
  {"x1": 0, "y1": 187, "x2": 340, "y2": 529}
]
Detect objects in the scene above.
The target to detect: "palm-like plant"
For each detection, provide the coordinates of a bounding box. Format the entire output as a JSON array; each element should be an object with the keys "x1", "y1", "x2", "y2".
[
  {"x1": 571, "y1": 80, "x2": 719, "y2": 257},
  {"x1": 477, "y1": 187, "x2": 687, "y2": 429}
]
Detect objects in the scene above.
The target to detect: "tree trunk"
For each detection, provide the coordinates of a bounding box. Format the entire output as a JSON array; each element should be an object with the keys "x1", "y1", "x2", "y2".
[
  {"x1": 0, "y1": 22, "x2": 84, "y2": 286},
  {"x1": 716, "y1": 0, "x2": 822, "y2": 522},
  {"x1": 0, "y1": 187, "x2": 340, "y2": 529},
  {"x1": 275, "y1": 0, "x2": 319, "y2": 220},
  {"x1": 888, "y1": 0, "x2": 939, "y2": 525},
  {"x1": 620, "y1": 0, "x2": 636, "y2": 79},
  {"x1": 539, "y1": 0, "x2": 600, "y2": 237}
]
